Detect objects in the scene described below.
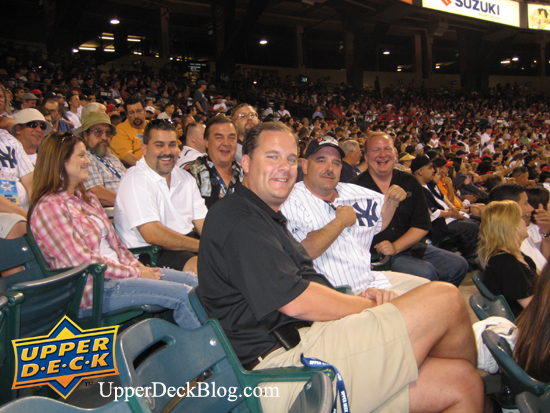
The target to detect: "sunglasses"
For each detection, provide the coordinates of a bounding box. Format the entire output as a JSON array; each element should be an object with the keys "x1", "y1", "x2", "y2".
[{"x1": 26, "y1": 121, "x2": 48, "y2": 130}]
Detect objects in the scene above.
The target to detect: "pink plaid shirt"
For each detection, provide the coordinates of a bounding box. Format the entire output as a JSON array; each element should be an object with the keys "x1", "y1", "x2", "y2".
[{"x1": 30, "y1": 190, "x2": 141, "y2": 309}]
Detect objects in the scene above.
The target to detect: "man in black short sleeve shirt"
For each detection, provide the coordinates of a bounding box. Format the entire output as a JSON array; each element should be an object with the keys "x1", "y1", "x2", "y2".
[{"x1": 351, "y1": 133, "x2": 468, "y2": 286}]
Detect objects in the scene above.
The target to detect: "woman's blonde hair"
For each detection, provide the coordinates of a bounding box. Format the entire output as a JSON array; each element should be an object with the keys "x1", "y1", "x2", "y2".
[{"x1": 478, "y1": 200, "x2": 523, "y2": 264}]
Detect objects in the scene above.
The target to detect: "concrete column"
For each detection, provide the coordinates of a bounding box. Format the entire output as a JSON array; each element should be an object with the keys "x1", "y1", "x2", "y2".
[
  {"x1": 414, "y1": 33, "x2": 422, "y2": 76},
  {"x1": 296, "y1": 26, "x2": 304, "y2": 69},
  {"x1": 160, "y1": 7, "x2": 170, "y2": 59},
  {"x1": 540, "y1": 41, "x2": 547, "y2": 77}
]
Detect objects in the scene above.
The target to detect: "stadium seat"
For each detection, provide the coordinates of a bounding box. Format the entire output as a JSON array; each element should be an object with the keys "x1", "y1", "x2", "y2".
[
  {"x1": 19, "y1": 230, "x2": 168, "y2": 330},
  {"x1": 0, "y1": 396, "x2": 132, "y2": 412},
  {"x1": 469, "y1": 293, "x2": 516, "y2": 323},
  {"x1": 516, "y1": 389, "x2": 550, "y2": 413},
  {"x1": 0, "y1": 262, "x2": 92, "y2": 404},
  {"x1": 482, "y1": 330, "x2": 550, "y2": 410},
  {"x1": 116, "y1": 318, "x2": 335, "y2": 413},
  {"x1": 471, "y1": 270, "x2": 497, "y2": 300}
]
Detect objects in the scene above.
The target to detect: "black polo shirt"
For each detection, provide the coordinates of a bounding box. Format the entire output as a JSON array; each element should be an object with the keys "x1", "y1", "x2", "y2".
[
  {"x1": 351, "y1": 169, "x2": 432, "y2": 249},
  {"x1": 198, "y1": 184, "x2": 334, "y2": 364}
]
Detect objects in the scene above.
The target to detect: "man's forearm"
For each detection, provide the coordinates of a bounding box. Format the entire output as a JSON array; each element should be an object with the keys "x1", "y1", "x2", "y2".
[
  {"x1": 0, "y1": 196, "x2": 27, "y2": 218},
  {"x1": 380, "y1": 202, "x2": 398, "y2": 231},
  {"x1": 392, "y1": 227, "x2": 428, "y2": 254},
  {"x1": 89, "y1": 186, "x2": 117, "y2": 206},
  {"x1": 122, "y1": 153, "x2": 139, "y2": 167},
  {"x1": 279, "y1": 282, "x2": 375, "y2": 321},
  {"x1": 138, "y1": 221, "x2": 200, "y2": 252},
  {"x1": 301, "y1": 219, "x2": 347, "y2": 260}
]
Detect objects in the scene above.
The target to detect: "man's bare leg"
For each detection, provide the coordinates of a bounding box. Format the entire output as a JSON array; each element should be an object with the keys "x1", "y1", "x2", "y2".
[
  {"x1": 391, "y1": 282, "x2": 484, "y2": 412},
  {"x1": 392, "y1": 281, "x2": 477, "y2": 366},
  {"x1": 409, "y1": 357, "x2": 484, "y2": 412}
]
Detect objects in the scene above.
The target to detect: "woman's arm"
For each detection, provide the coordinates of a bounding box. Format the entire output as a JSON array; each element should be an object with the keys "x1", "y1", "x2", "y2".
[{"x1": 31, "y1": 195, "x2": 140, "y2": 279}]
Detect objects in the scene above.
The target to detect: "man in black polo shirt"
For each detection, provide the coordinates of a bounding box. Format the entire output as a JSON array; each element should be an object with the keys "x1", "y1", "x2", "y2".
[
  {"x1": 198, "y1": 122, "x2": 483, "y2": 412},
  {"x1": 351, "y1": 133, "x2": 468, "y2": 286}
]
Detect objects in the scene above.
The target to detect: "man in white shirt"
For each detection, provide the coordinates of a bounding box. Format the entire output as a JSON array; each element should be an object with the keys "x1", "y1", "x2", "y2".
[
  {"x1": 281, "y1": 136, "x2": 428, "y2": 294},
  {"x1": 115, "y1": 120, "x2": 208, "y2": 273},
  {"x1": 157, "y1": 103, "x2": 175, "y2": 120}
]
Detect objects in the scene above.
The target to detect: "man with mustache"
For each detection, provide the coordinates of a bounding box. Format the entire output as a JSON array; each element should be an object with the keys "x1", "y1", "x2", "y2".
[
  {"x1": 75, "y1": 111, "x2": 126, "y2": 207},
  {"x1": 281, "y1": 136, "x2": 428, "y2": 294},
  {"x1": 115, "y1": 120, "x2": 208, "y2": 274},
  {"x1": 111, "y1": 96, "x2": 148, "y2": 167},
  {"x1": 186, "y1": 116, "x2": 243, "y2": 208}
]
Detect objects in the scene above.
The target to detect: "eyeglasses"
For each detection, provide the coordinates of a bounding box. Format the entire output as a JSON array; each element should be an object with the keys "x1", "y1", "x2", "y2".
[
  {"x1": 236, "y1": 112, "x2": 258, "y2": 119},
  {"x1": 127, "y1": 109, "x2": 145, "y2": 117},
  {"x1": 89, "y1": 128, "x2": 113, "y2": 138},
  {"x1": 25, "y1": 121, "x2": 48, "y2": 130}
]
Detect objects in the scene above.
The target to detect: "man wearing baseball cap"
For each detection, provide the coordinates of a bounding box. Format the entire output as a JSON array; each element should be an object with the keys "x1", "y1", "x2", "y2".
[
  {"x1": 75, "y1": 111, "x2": 125, "y2": 206},
  {"x1": 20, "y1": 93, "x2": 38, "y2": 110},
  {"x1": 11, "y1": 108, "x2": 52, "y2": 165},
  {"x1": 281, "y1": 135, "x2": 428, "y2": 294}
]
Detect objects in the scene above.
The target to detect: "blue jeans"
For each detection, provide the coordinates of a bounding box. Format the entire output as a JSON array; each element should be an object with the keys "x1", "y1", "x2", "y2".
[
  {"x1": 390, "y1": 244, "x2": 468, "y2": 287},
  {"x1": 82, "y1": 268, "x2": 201, "y2": 329}
]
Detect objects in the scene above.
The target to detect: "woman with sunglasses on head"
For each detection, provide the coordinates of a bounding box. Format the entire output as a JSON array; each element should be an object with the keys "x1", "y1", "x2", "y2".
[{"x1": 28, "y1": 132, "x2": 200, "y2": 329}]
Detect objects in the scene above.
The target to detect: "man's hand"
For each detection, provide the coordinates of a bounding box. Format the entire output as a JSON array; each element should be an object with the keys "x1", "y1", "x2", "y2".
[
  {"x1": 335, "y1": 205, "x2": 357, "y2": 228},
  {"x1": 461, "y1": 195, "x2": 477, "y2": 203},
  {"x1": 374, "y1": 240, "x2": 397, "y2": 256},
  {"x1": 450, "y1": 207, "x2": 463, "y2": 219},
  {"x1": 385, "y1": 185, "x2": 407, "y2": 205},
  {"x1": 359, "y1": 288, "x2": 397, "y2": 306},
  {"x1": 535, "y1": 204, "x2": 550, "y2": 235}
]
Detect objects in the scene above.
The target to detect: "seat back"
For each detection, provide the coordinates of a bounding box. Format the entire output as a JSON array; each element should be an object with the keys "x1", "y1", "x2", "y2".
[
  {"x1": 0, "y1": 263, "x2": 95, "y2": 405},
  {"x1": 0, "y1": 235, "x2": 50, "y2": 293},
  {"x1": 7, "y1": 262, "x2": 97, "y2": 338},
  {"x1": 115, "y1": 318, "x2": 248, "y2": 413},
  {"x1": 516, "y1": 389, "x2": 550, "y2": 413},
  {"x1": 469, "y1": 294, "x2": 516, "y2": 323},
  {"x1": 471, "y1": 270, "x2": 496, "y2": 300},
  {"x1": 482, "y1": 330, "x2": 548, "y2": 401},
  {"x1": 188, "y1": 286, "x2": 209, "y2": 324},
  {"x1": 0, "y1": 396, "x2": 133, "y2": 413},
  {"x1": 288, "y1": 372, "x2": 333, "y2": 413}
]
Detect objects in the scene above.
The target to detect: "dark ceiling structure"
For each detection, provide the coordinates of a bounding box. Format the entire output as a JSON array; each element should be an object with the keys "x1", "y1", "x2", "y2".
[{"x1": 3, "y1": 0, "x2": 550, "y2": 83}]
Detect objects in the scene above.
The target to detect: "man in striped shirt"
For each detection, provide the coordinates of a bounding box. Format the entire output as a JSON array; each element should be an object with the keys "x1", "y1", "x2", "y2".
[{"x1": 281, "y1": 136, "x2": 428, "y2": 294}]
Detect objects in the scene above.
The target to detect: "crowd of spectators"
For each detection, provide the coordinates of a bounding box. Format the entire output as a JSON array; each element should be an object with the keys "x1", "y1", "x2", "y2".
[{"x1": 3, "y1": 39, "x2": 550, "y2": 410}]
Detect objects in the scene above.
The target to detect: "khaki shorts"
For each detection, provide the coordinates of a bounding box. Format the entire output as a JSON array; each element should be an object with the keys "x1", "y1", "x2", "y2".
[
  {"x1": 0, "y1": 213, "x2": 26, "y2": 238},
  {"x1": 256, "y1": 303, "x2": 418, "y2": 413}
]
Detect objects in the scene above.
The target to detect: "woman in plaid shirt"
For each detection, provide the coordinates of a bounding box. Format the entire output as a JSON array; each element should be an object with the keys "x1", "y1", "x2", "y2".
[{"x1": 28, "y1": 131, "x2": 200, "y2": 329}]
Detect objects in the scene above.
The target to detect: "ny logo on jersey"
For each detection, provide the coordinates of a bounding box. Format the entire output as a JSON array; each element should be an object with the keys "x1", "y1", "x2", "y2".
[
  {"x1": 353, "y1": 200, "x2": 378, "y2": 227},
  {"x1": 0, "y1": 146, "x2": 18, "y2": 169}
]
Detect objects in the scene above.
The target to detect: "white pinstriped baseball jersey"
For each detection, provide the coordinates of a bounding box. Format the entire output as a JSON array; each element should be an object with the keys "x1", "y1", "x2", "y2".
[{"x1": 281, "y1": 181, "x2": 391, "y2": 293}]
